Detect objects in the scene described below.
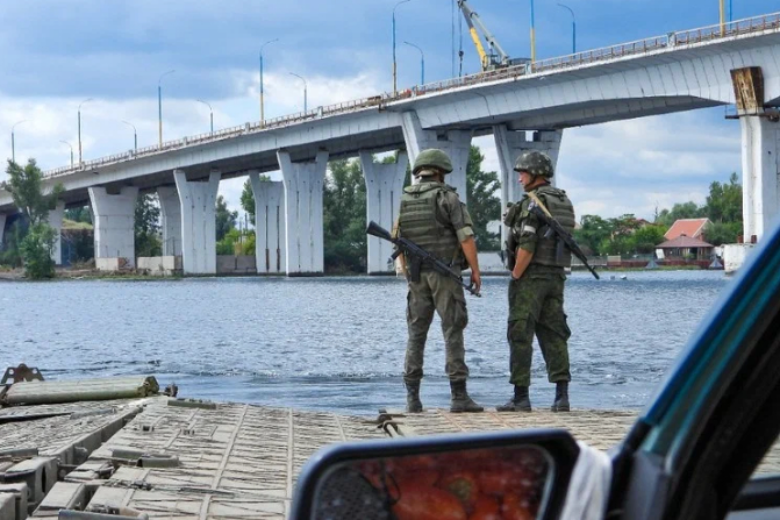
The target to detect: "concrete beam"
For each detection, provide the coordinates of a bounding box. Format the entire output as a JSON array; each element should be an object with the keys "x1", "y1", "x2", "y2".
[
  {"x1": 494, "y1": 126, "x2": 563, "y2": 246},
  {"x1": 174, "y1": 169, "x2": 221, "y2": 275},
  {"x1": 360, "y1": 151, "x2": 408, "y2": 274},
  {"x1": 89, "y1": 186, "x2": 138, "y2": 269},
  {"x1": 401, "y1": 111, "x2": 471, "y2": 203},
  {"x1": 249, "y1": 170, "x2": 286, "y2": 274},
  {"x1": 278, "y1": 150, "x2": 328, "y2": 276},
  {"x1": 741, "y1": 117, "x2": 780, "y2": 241},
  {"x1": 157, "y1": 186, "x2": 182, "y2": 256},
  {"x1": 48, "y1": 201, "x2": 65, "y2": 265}
]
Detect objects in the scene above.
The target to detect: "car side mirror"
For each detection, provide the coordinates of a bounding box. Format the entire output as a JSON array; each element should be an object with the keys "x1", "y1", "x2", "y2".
[{"x1": 290, "y1": 429, "x2": 579, "y2": 520}]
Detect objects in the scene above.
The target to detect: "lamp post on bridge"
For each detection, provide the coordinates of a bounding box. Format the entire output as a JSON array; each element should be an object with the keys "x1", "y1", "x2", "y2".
[
  {"x1": 78, "y1": 98, "x2": 93, "y2": 166},
  {"x1": 530, "y1": 0, "x2": 537, "y2": 63},
  {"x1": 10, "y1": 120, "x2": 29, "y2": 164},
  {"x1": 197, "y1": 99, "x2": 214, "y2": 135},
  {"x1": 121, "y1": 120, "x2": 137, "y2": 152},
  {"x1": 158, "y1": 69, "x2": 175, "y2": 148},
  {"x1": 392, "y1": 0, "x2": 411, "y2": 96},
  {"x1": 289, "y1": 72, "x2": 308, "y2": 113},
  {"x1": 260, "y1": 38, "x2": 279, "y2": 126},
  {"x1": 404, "y1": 41, "x2": 425, "y2": 85},
  {"x1": 59, "y1": 140, "x2": 74, "y2": 168},
  {"x1": 557, "y1": 3, "x2": 576, "y2": 54}
]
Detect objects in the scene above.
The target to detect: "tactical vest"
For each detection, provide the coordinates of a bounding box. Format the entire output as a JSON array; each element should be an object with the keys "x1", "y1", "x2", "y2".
[
  {"x1": 398, "y1": 182, "x2": 462, "y2": 266},
  {"x1": 525, "y1": 185, "x2": 576, "y2": 268}
]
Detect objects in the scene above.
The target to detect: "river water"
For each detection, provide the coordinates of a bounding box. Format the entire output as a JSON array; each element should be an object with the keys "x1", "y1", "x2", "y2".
[{"x1": 1, "y1": 270, "x2": 730, "y2": 416}]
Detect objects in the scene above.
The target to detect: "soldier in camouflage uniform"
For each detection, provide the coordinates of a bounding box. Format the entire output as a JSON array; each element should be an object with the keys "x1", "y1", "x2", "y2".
[
  {"x1": 397, "y1": 148, "x2": 483, "y2": 414},
  {"x1": 497, "y1": 151, "x2": 575, "y2": 413}
]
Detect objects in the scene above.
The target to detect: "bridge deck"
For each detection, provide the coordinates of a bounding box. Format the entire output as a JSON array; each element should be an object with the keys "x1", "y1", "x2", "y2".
[{"x1": 1, "y1": 397, "x2": 778, "y2": 519}]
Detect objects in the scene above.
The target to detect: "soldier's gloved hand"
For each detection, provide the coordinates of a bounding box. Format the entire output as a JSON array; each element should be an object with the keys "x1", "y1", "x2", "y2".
[{"x1": 471, "y1": 270, "x2": 482, "y2": 294}]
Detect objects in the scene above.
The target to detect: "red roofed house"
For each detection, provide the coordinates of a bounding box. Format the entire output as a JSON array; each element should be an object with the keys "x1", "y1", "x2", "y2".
[
  {"x1": 664, "y1": 218, "x2": 711, "y2": 241},
  {"x1": 659, "y1": 218, "x2": 714, "y2": 260}
]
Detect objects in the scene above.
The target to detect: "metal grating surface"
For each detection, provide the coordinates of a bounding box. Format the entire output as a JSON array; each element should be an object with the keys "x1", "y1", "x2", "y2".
[{"x1": 85, "y1": 400, "x2": 385, "y2": 519}]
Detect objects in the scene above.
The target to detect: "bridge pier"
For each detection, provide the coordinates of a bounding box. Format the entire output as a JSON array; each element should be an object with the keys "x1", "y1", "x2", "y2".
[
  {"x1": 741, "y1": 116, "x2": 780, "y2": 242},
  {"x1": 278, "y1": 151, "x2": 328, "y2": 276},
  {"x1": 89, "y1": 186, "x2": 139, "y2": 270},
  {"x1": 157, "y1": 187, "x2": 182, "y2": 256},
  {"x1": 494, "y1": 126, "x2": 563, "y2": 244},
  {"x1": 48, "y1": 201, "x2": 65, "y2": 265},
  {"x1": 360, "y1": 151, "x2": 408, "y2": 274},
  {"x1": 174, "y1": 169, "x2": 221, "y2": 275},
  {"x1": 0, "y1": 214, "x2": 6, "y2": 249},
  {"x1": 401, "y1": 112, "x2": 471, "y2": 202},
  {"x1": 249, "y1": 171, "x2": 287, "y2": 274}
]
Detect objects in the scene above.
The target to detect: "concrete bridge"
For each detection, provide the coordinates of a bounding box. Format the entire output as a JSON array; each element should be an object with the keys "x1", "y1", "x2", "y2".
[{"x1": 1, "y1": 13, "x2": 779, "y2": 275}]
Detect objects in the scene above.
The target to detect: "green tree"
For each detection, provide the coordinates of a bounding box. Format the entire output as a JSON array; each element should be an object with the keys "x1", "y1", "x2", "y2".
[
  {"x1": 704, "y1": 221, "x2": 741, "y2": 246},
  {"x1": 633, "y1": 224, "x2": 667, "y2": 254},
  {"x1": 65, "y1": 206, "x2": 92, "y2": 224},
  {"x1": 216, "y1": 195, "x2": 237, "y2": 241},
  {"x1": 656, "y1": 201, "x2": 704, "y2": 227},
  {"x1": 2, "y1": 159, "x2": 64, "y2": 278},
  {"x1": 705, "y1": 172, "x2": 742, "y2": 224},
  {"x1": 134, "y1": 194, "x2": 162, "y2": 257},
  {"x1": 323, "y1": 158, "x2": 367, "y2": 273},
  {"x1": 240, "y1": 175, "x2": 271, "y2": 226},
  {"x1": 573, "y1": 215, "x2": 613, "y2": 256},
  {"x1": 465, "y1": 146, "x2": 501, "y2": 250}
]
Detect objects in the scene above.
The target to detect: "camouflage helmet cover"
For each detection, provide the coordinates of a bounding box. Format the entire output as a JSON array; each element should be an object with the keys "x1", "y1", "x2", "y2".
[
  {"x1": 514, "y1": 151, "x2": 554, "y2": 179},
  {"x1": 413, "y1": 148, "x2": 454, "y2": 176}
]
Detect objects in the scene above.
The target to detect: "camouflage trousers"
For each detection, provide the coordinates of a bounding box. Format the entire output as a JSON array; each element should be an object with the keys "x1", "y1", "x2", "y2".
[
  {"x1": 507, "y1": 270, "x2": 571, "y2": 387},
  {"x1": 404, "y1": 270, "x2": 470, "y2": 384}
]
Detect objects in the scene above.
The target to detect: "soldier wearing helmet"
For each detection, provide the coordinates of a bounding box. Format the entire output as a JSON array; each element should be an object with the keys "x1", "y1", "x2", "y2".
[
  {"x1": 497, "y1": 150, "x2": 576, "y2": 413},
  {"x1": 395, "y1": 148, "x2": 483, "y2": 414}
]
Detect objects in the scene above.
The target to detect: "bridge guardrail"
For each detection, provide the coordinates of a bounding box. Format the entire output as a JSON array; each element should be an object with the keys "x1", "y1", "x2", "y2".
[{"x1": 42, "y1": 11, "x2": 780, "y2": 180}]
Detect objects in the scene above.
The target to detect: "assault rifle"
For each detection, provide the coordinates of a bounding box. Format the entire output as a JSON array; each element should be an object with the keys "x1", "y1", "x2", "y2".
[
  {"x1": 527, "y1": 193, "x2": 600, "y2": 280},
  {"x1": 366, "y1": 221, "x2": 481, "y2": 297}
]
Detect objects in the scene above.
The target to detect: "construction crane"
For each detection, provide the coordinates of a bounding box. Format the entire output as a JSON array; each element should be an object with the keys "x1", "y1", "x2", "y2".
[{"x1": 457, "y1": 0, "x2": 529, "y2": 72}]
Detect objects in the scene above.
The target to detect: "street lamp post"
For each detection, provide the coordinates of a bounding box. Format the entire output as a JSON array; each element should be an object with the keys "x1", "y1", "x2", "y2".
[
  {"x1": 59, "y1": 140, "x2": 74, "y2": 167},
  {"x1": 197, "y1": 99, "x2": 214, "y2": 135},
  {"x1": 557, "y1": 4, "x2": 576, "y2": 54},
  {"x1": 78, "y1": 98, "x2": 93, "y2": 166},
  {"x1": 158, "y1": 70, "x2": 175, "y2": 148},
  {"x1": 530, "y1": 0, "x2": 536, "y2": 63},
  {"x1": 10, "y1": 120, "x2": 29, "y2": 164},
  {"x1": 260, "y1": 38, "x2": 279, "y2": 126},
  {"x1": 392, "y1": 0, "x2": 411, "y2": 96},
  {"x1": 289, "y1": 73, "x2": 308, "y2": 113},
  {"x1": 404, "y1": 41, "x2": 425, "y2": 85},
  {"x1": 121, "y1": 120, "x2": 137, "y2": 152}
]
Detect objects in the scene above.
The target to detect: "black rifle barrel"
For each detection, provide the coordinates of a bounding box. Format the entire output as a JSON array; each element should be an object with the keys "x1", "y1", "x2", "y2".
[{"x1": 366, "y1": 221, "x2": 481, "y2": 296}]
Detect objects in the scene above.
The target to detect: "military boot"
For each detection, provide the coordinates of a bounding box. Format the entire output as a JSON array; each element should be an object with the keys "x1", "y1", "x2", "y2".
[
  {"x1": 496, "y1": 385, "x2": 532, "y2": 412},
  {"x1": 449, "y1": 381, "x2": 484, "y2": 413},
  {"x1": 551, "y1": 381, "x2": 570, "y2": 412},
  {"x1": 405, "y1": 381, "x2": 423, "y2": 413}
]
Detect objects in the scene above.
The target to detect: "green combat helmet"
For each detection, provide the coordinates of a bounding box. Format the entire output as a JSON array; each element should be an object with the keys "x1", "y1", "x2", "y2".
[
  {"x1": 413, "y1": 148, "x2": 453, "y2": 177},
  {"x1": 514, "y1": 150, "x2": 554, "y2": 179}
]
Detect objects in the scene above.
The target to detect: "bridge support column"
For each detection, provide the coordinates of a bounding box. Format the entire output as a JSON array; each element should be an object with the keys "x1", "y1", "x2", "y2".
[
  {"x1": 360, "y1": 151, "x2": 408, "y2": 274},
  {"x1": 157, "y1": 186, "x2": 182, "y2": 256},
  {"x1": 401, "y1": 112, "x2": 471, "y2": 202},
  {"x1": 174, "y1": 169, "x2": 221, "y2": 275},
  {"x1": 494, "y1": 126, "x2": 563, "y2": 244},
  {"x1": 89, "y1": 186, "x2": 139, "y2": 270},
  {"x1": 278, "y1": 151, "x2": 328, "y2": 276},
  {"x1": 741, "y1": 117, "x2": 780, "y2": 242},
  {"x1": 249, "y1": 170, "x2": 286, "y2": 274},
  {"x1": 0, "y1": 214, "x2": 6, "y2": 249},
  {"x1": 48, "y1": 201, "x2": 65, "y2": 265}
]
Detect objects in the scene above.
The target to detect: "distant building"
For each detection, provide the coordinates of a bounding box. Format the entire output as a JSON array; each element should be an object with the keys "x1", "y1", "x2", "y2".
[
  {"x1": 664, "y1": 218, "x2": 711, "y2": 241},
  {"x1": 657, "y1": 235, "x2": 714, "y2": 260}
]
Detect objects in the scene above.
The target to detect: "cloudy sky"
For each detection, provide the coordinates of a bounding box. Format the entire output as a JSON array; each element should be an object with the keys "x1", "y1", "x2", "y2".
[{"x1": 1, "y1": 0, "x2": 773, "y2": 220}]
